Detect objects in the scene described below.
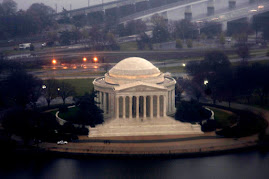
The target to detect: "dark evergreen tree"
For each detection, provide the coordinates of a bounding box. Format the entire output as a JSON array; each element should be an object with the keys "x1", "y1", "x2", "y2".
[{"x1": 75, "y1": 92, "x2": 104, "y2": 127}]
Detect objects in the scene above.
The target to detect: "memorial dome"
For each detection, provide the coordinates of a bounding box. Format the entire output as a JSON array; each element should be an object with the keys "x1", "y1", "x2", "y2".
[{"x1": 105, "y1": 57, "x2": 164, "y2": 85}]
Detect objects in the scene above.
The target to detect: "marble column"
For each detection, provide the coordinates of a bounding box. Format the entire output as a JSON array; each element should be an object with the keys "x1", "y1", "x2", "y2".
[
  {"x1": 104, "y1": 92, "x2": 107, "y2": 114},
  {"x1": 122, "y1": 96, "x2": 126, "y2": 118},
  {"x1": 129, "y1": 96, "x2": 132, "y2": 118},
  {"x1": 150, "y1": 95, "x2": 153, "y2": 118},
  {"x1": 172, "y1": 89, "x2": 175, "y2": 110},
  {"x1": 143, "y1": 96, "x2": 146, "y2": 118},
  {"x1": 170, "y1": 90, "x2": 172, "y2": 112},
  {"x1": 110, "y1": 94, "x2": 114, "y2": 117},
  {"x1": 136, "y1": 96, "x2": 139, "y2": 119},
  {"x1": 115, "y1": 96, "x2": 119, "y2": 119},
  {"x1": 100, "y1": 91, "x2": 103, "y2": 110},
  {"x1": 157, "y1": 95, "x2": 160, "y2": 117},
  {"x1": 168, "y1": 91, "x2": 170, "y2": 112},
  {"x1": 96, "y1": 91, "x2": 99, "y2": 107},
  {"x1": 108, "y1": 93, "x2": 111, "y2": 115},
  {"x1": 163, "y1": 95, "x2": 167, "y2": 117}
]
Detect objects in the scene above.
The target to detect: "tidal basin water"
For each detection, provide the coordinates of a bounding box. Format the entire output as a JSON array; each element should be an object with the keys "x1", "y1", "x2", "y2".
[{"x1": 1, "y1": 150, "x2": 269, "y2": 179}]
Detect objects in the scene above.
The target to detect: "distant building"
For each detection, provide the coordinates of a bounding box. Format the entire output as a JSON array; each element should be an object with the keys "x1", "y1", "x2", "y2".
[{"x1": 90, "y1": 57, "x2": 202, "y2": 137}]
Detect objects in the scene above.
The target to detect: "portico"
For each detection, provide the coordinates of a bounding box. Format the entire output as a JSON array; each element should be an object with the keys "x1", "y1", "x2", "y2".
[{"x1": 114, "y1": 85, "x2": 169, "y2": 119}]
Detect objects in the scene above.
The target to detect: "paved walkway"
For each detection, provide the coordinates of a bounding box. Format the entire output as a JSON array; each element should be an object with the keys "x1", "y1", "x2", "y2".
[
  {"x1": 209, "y1": 102, "x2": 269, "y2": 135},
  {"x1": 39, "y1": 135, "x2": 257, "y2": 155}
]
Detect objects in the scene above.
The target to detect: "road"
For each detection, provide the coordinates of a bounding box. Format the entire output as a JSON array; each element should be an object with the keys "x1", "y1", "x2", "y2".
[{"x1": 195, "y1": 0, "x2": 269, "y2": 23}]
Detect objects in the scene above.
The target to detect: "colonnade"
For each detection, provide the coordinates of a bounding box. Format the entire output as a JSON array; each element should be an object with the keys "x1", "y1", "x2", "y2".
[
  {"x1": 115, "y1": 95, "x2": 166, "y2": 119},
  {"x1": 95, "y1": 89, "x2": 175, "y2": 119},
  {"x1": 95, "y1": 91, "x2": 111, "y2": 115},
  {"x1": 167, "y1": 89, "x2": 176, "y2": 113}
]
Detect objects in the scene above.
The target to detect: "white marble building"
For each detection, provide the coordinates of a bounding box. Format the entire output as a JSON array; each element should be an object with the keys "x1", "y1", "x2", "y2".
[
  {"x1": 94, "y1": 57, "x2": 176, "y2": 119},
  {"x1": 89, "y1": 57, "x2": 202, "y2": 137}
]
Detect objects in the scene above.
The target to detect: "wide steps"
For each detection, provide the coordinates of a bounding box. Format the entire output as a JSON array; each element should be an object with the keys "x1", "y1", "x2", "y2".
[{"x1": 89, "y1": 117, "x2": 202, "y2": 137}]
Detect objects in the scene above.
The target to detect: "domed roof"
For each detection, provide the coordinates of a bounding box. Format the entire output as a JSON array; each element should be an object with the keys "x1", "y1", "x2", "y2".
[
  {"x1": 105, "y1": 57, "x2": 164, "y2": 85},
  {"x1": 109, "y1": 57, "x2": 160, "y2": 78}
]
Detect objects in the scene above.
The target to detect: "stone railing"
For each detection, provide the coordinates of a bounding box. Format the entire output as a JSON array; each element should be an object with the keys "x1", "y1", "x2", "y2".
[{"x1": 55, "y1": 108, "x2": 90, "y2": 129}]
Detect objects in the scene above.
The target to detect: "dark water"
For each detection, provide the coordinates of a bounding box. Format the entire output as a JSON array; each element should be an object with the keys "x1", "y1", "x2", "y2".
[{"x1": 1, "y1": 151, "x2": 269, "y2": 179}]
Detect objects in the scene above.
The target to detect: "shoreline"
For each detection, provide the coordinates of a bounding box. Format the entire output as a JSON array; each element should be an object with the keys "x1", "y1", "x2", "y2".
[
  {"x1": 2, "y1": 142, "x2": 268, "y2": 160},
  {"x1": 18, "y1": 132, "x2": 269, "y2": 159}
]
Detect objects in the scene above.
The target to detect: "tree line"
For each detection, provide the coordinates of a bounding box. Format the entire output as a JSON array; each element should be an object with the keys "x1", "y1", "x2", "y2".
[
  {"x1": 0, "y1": 0, "x2": 55, "y2": 40},
  {"x1": 179, "y1": 51, "x2": 269, "y2": 107},
  {"x1": 0, "y1": 61, "x2": 103, "y2": 145}
]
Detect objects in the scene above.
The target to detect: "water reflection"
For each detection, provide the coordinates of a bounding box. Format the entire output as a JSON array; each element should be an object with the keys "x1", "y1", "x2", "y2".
[{"x1": 1, "y1": 151, "x2": 269, "y2": 179}]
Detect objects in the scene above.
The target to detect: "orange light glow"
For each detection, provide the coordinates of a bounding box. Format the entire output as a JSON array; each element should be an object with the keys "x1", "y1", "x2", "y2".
[
  {"x1": 63, "y1": 66, "x2": 68, "y2": 69},
  {"x1": 52, "y1": 59, "x2": 57, "y2": 64},
  {"x1": 93, "y1": 65, "x2": 98, "y2": 69},
  {"x1": 93, "y1": 57, "x2": 98, "y2": 63},
  {"x1": 83, "y1": 57, "x2": 87, "y2": 62}
]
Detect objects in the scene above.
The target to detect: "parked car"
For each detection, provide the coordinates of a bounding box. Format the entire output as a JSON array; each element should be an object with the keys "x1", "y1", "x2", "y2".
[
  {"x1": 57, "y1": 140, "x2": 68, "y2": 145},
  {"x1": 42, "y1": 41, "x2": 54, "y2": 48},
  {"x1": 19, "y1": 43, "x2": 31, "y2": 50},
  {"x1": 41, "y1": 42, "x2": 47, "y2": 47}
]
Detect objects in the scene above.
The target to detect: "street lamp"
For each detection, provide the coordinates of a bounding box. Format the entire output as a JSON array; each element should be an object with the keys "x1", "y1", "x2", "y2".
[
  {"x1": 182, "y1": 63, "x2": 186, "y2": 67},
  {"x1": 57, "y1": 88, "x2": 60, "y2": 91},
  {"x1": 93, "y1": 56, "x2": 98, "y2": 63},
  {"x1": 83, "y1": 57, "x2": 87, "y2": 62},
  {"x1": 204, "y1": 80, "x2": 209, "y2": 85},
  {"x1": 42, "y1": 85, "x2": 46, "y2": 89},
  {"x1": 52, "y1": 59, "x2": 57, "y2": 64}
]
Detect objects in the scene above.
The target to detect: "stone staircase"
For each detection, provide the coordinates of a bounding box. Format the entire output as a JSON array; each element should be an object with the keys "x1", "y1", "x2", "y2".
[{"x1": 88, "y1": 117, "x2": 203, "y2": 137}]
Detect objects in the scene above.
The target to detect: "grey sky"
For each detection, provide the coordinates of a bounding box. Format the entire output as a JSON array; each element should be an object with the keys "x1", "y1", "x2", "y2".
[{"x1": 11, "y1": 0, "x2": 116, "y2": 12}]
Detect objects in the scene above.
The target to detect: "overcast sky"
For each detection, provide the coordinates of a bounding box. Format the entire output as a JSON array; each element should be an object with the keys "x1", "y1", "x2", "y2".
[{"x1": 9, "y1": 0, "x2": 116, "y2": 12}]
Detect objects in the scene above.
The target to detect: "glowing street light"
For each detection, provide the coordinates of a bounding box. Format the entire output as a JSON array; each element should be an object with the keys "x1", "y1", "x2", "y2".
[
  {"x1": 83, "y1": 57, "x2": 87, "y2": 62},
  {"x1": 57, "y1": 88, "x2": 60, "y2": 91},
  {"x1": 42, "y1": 85, "x2": 46, "y2": 89},
  {"x1": 204, "y1": 80, "x2": 209, "y2": 85},
  {"x1": 52, "y1": 59, "x2": 57, "y2": 64},
  {"x1": 93, "y1": 57, "x2": 98, "y2": 63},
  {"x1": 182, "y1": 63, "x2": 186, "y2": 67}
]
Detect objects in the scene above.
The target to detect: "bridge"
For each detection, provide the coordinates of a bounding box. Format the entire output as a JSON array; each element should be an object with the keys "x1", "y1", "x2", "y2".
[
  {"x1": 193, "y1": 1, "x2": 269, "y2": 30},
  {"x1": 118, "y1": 0, "x2": 269, "y2": 31},
  {"x1": 56, "y1": 0, "x2": 214, "y2": 21},
  {"x1": 56, "y1": 0, "x2": 163, "y2": 19},
  {"x1": 56, "y1": 0, "x2": 269, "y2": 31}
]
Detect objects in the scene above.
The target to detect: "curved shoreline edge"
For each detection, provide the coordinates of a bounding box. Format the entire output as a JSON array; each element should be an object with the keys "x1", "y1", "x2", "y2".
[
  {"x1": 35, "y1": 135, "x2": 265, "y2": 158},
  {"x1": 45, "y1": 145, "x2": 261, "y2": 159},
  {"x1": 6, "y1": 142, "x2": 268, "y2": 160}
]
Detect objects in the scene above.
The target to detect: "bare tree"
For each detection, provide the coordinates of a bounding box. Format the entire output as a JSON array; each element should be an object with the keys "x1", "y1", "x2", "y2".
[
  {"x1": 58, "y1": 82, "x2": 76, "y2": 105},
  {"x1": 42, "y1": 79, "x2": 59, "y2": 107}
]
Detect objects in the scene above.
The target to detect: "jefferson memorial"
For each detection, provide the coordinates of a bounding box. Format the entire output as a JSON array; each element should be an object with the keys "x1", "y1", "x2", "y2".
[{"x1": 89, "y1": 57, "x2": 202, "y2": 137}]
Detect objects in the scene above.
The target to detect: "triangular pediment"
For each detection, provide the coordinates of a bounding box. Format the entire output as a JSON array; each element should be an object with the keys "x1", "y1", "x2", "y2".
[{"x1": 114, "y1": 82, "x2": 167, "y2": 92}]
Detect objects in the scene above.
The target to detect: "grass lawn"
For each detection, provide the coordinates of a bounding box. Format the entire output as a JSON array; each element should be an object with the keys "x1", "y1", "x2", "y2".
[
  {"x1": 252, "y1": 105, "x2": 269, "y2": 111},
  {"x1": 58, "y1": 107, "x2": 79, "y2": 121},
  {"x1": 232, "y1": 59, "x2": 269, "y2": 67},
  {"x1": 209, "y1": 107, "x2": 236, "y2": 128},
  {"x1": 55, "y1": 78, "x2": 94, "y2": 96},
  {"x1": 50, "y1": 109, "x2": 58, "y2": 116},
  {"x1": 120, "y1": 42, "x2": 138, "y2": 51}
]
